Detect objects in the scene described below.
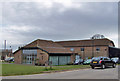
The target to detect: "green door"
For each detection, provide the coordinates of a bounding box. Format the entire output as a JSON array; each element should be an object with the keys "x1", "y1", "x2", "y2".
[
  {"x1": 59, "y1": 56, "x2": 67, "y2": 65},
  {"x1": 49, "y1": 56, "x2": 71, "y2": 65},
  {"x1": 67, "y1": 56, "x2": 71, "y2": 63},
  {"x1": 59, "y1": 56, "x2": 71, "y2": 65},
  {"x1": 49, "y1": 56, "x2": 59, "y2": 65}
]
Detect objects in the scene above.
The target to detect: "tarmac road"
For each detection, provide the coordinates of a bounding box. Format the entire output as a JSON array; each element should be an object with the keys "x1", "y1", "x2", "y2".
[{"x1": 2, "y1": 65, "x2": 119, "y2": 79}]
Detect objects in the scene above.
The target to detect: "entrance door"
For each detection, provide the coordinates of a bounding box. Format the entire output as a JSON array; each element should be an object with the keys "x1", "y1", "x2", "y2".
[
  {"x1": 26, "y1": 55, "x2": 32, "y2": 64},
  {"x1": 75, "y1": 55, "x2": 80, "y2": 62}
]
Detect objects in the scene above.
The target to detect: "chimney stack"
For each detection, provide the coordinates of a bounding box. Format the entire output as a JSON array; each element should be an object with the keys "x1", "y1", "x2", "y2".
[{"x1": 4, "y1": 40, "x2": 6, "y2": 49}]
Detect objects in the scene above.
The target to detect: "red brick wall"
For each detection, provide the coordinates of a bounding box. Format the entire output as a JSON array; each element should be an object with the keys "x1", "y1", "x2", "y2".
[
  {"x1": 71, "y1": 54, "x2": 75, "y2": 63},
  {"x1": 37, "y1": 49, "x2": 49, "y2": 65},
  {"x1": 14, "y1": 50, "x2": 22, "y2": 64},
  {"x1": 66, "y1": 46, "x2": 109, "y2": 59}
]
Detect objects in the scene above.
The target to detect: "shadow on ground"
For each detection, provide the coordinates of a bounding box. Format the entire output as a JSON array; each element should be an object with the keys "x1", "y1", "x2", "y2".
[{"x1": 94, "y1": 66, "x2": 115, "y2": 70}]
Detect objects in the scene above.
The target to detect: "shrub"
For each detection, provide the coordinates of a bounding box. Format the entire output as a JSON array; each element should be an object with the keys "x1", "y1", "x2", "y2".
[{"x1": 67, "y1": 62, "x2": 73, "y2": 65}]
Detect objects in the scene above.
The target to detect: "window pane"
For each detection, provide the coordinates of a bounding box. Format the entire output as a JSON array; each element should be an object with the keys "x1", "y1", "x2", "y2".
[
  {"x1": 96, "y1": 47, "x2": 100, "y2": 51},
  {"x1": 22, "y1": 49, "x2": 37, "y2": 64}
]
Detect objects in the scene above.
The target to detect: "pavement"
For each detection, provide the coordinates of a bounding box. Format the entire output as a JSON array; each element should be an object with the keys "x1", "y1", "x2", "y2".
[
  {"x1": 118, "y1": 65, "x2": 120, "y2": 80},
  {"x1": 2, "y1": 65, "x2": 119, "y2": 79}
]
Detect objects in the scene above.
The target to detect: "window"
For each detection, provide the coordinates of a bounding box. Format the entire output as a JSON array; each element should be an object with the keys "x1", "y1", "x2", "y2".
[
  {"x1": 22, "y1": 49, "x2": 37, "y2": 64},
  {"x1": 104, "y1": 58, "x2": 109, "y2": 60},
  {"x1": 96, "y1": 47, "x2": 100, "y2": 51},
  {"x1": 42, "y1": 56, "x2": 43, "y2": 60},
  {"x1": 70, "y1": 48, "x2": 74, "y2": 52},
  {"x1": 107, "y1": 57, "x2": 110, "y2": 60},
  {"x1": 81, "y1": 48, "x2": 84, "y2": 51},
  {"x1": 23, "y1": 49, "x2": 37, "y2": 55},
  {"x1": 100, "y1": 58, "x2": 103, "y2": 60}
]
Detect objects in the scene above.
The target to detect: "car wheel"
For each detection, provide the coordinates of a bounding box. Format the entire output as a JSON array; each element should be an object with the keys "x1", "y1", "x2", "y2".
[
  {"x1": 101, "y1": 64, "x2": 105, "y2": 69},
  {"x1": 112, "y1": 63, "x2": 116, "y2": 68},
  {"x1": 91, "y1": 66, "x2": 94, "y2": 69}
]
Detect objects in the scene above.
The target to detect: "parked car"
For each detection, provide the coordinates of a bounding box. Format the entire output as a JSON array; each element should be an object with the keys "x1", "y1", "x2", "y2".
[
  {"x1": 111, "y1": 57, "x2": 119, "y2": 63},
  {"x1": 90, "y1": 57, "x2": 116, "y2": 69},
  {"x1": 83, "y1": 59, "x2": 92, "y2": 65},
  {"x1": 74, "y1": 59, "x2": 83, "y2": 65},
  {"x1": 5, "y1": 58, "x2": 10, "y2": 62},
  {"x1": 9, "y1": 57, "x2": 14, "y2": 62},
  {"x1": 5, "y1": 57, "x2": 14, "y2": 62}
]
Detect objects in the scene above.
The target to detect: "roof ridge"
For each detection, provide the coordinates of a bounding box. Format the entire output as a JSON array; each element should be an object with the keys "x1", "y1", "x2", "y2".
[{"x1": 55, "y1": 38, "x2": 109, "y2": 42}]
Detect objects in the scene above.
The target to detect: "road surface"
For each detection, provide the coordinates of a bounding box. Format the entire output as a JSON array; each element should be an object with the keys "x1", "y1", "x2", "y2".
[{"x1": 2, "y1": 65, "x2": 119, "y2": 79}]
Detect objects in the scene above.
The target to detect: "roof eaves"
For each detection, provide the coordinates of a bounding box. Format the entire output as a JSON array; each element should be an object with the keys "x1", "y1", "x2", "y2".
[{"x1": 13, "y1": 47, "x2": 49, "y2": 54}]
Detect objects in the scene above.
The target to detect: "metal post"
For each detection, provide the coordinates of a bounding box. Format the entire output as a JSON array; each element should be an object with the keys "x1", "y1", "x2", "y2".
[
  {"x1": 83, "y1": 50, "x2": 85, "y2": 60},
  {"x1": 70, "y1": 48, "x2": 75, "y2": 63},
  {"x1": 45, "y1": 61, "x2": 48, "y2": 70},
  {"x1": 82, "y1": 51, "x2": 84, "y2": 60},
  {"x1": 50, "y1": 61, "x2": 52, "y2": 69}
]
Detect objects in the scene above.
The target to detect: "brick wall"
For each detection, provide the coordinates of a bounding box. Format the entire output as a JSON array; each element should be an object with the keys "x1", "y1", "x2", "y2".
[
  {"x1": 14, "y1": 50, "x2": 22, "y2": 64},
  {"x1": 71, "y1": 54, "x2": 75, "y2": 63},
  {"x1": 66, "y1": 46, "x2": 109, "y2": 59},
  {"x1": 37, "y1": 49, "x2": 49, "y2": 65}
]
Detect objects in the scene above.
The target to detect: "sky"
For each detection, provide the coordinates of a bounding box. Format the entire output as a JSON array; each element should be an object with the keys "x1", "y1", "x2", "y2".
[{"x1": 0, "y1": 1, "x2": 118, "y2": 51}]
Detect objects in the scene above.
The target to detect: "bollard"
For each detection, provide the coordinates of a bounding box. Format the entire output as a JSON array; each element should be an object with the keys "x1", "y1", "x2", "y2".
[{"x1": 49, "y1": 61, "x2": 52, "y2": 69}]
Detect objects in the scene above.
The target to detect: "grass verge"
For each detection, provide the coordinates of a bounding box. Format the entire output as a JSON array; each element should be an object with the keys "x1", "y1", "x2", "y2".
[{"x1": 2, "y1": 64, "x2": 90, "y2": 76}]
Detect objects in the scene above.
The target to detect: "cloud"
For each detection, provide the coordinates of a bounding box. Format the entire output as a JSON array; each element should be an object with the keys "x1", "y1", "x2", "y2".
[{"x1": 1, "y1": 2, "x2": 118, "y2": 51}]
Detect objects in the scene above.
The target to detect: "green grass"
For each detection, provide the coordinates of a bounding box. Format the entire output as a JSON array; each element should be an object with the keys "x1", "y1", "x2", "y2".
[{"x1": 2, "y1": 64, "x2": 90, "y2": 76}]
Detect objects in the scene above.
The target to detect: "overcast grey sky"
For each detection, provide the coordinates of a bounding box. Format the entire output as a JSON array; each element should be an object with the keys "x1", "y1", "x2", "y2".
[{"x1": 0, "y1": 1, "x2": 118, "y2": 51}]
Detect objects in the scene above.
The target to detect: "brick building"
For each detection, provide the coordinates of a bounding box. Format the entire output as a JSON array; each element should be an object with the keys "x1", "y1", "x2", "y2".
[
  {"x1": 56, "y1": 38, "x2": 115, "y2": 59},
  {"x1": 13, "y1": 38, "x2": 115, "y2": 65},
  {"x1": 13, "y1": 39, "x2": 74, "y2": 65}
]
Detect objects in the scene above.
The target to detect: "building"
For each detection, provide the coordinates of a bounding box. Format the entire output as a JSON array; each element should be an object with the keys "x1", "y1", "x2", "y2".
[
  {"x1": 56, "y1": 38, "x2": 115, "y2": 60},
  {"x1": 13, "y1": 38, "x2": 117, "y2": 65},
  {"x1": 13, "y1": 39, "x2": 74, "y2": 65},
  {"x1": 0, "y1": 49, "x2": 13, "y2": 61},
  {"x1": 109, "y1": 47, "x2": 120, "y2": 58}
]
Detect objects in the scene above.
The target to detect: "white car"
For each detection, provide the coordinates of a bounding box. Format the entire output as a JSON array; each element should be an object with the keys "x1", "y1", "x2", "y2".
[
  {"x1": 5, "y1": 57, "x2": 14, "y2": 62},
  {"x1": 111, "y1": 57, "x2": 119, "y2": 63}
]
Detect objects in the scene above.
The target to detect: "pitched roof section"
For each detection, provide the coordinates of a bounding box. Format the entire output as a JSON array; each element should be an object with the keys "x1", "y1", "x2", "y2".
[
  {"x1": 55, "y1": 38, "x2": 115, "y2": 47},
  {"x1": 14, "y1": 38, "x2": 115, "y2": 54},
  {"x1": 23, "y1": 39, "x2": 72, "y2": 53},
  {"x1": 37, "y1": 39, "x2": 64, "y2": 48},
  {"x1": 24, "y1": 39, "x2": 63, "y2": 48},
  {"x1": 41, "y1": 47, "x2": 72, "y2": 53}
]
